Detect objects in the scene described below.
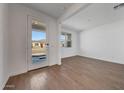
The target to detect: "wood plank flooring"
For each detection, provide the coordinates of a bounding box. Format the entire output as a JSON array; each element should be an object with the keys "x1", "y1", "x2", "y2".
[{"x1": 4, "y1": 56, "x2": 124, "y2": 90}]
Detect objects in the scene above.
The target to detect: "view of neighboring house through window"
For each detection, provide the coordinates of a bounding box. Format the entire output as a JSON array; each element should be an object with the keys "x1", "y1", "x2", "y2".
[
  {"x1": 32, "y1": 30, "x2": 47, "y2": 63},
  {"x1": 60, "y1": 32, "x2": 72, "y2": 47}
]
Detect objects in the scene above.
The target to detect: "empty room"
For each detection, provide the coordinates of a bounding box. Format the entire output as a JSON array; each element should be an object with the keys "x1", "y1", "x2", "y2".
[{"x1": 0, "y1": 2, "x2": 124, "y2": 91}]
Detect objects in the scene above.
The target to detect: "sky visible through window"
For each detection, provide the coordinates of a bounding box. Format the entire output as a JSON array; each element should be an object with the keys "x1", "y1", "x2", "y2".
[
  {"x1": 32, "y1": 30, "x2": 46, "y2": 41},
  {"x1": 60, "y1": 35, "x2": 66, "y2": 41}
]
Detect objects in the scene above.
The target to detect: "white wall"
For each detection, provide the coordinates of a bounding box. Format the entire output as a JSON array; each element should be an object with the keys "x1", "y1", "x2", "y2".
[
  {"x1": 61, "y1": 27, "x2": 79, "y2": 58},
  {"x1": 8, "y1": 4, "x2": 60, "y2": 76},
  {"x1": 80, "y1": 20, "x2": 124, "y2": 64},
  {"x1": 0, "y1": 4, "x2": 9, "y2": 89}
]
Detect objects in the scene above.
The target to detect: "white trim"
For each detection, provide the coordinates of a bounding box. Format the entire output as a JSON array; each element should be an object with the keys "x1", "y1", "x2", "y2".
[
  {"x1": 79, "y1": 55, "x2": 124, "y2": 65},
  {"x1": 57, "y1": 21, "x2": 62, "y2": 65},
  {"x1": 27, "y1": 15, "x2": 49, "y2": 71},
  {"x1": 1, "y1": 75, "x2": 9, "y2": 90}
]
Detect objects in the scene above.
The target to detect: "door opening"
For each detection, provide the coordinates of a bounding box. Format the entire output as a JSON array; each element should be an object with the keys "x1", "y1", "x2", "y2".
[{"x1": 28, "y1": 16, "x2": 49, "y2": 71}]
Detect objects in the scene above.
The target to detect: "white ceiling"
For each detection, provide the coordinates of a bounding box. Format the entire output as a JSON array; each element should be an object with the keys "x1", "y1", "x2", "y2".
[
  {"x1": 24, "y1": 3, "x2": 73, "y2": 18},
  {"x1": 62, "y1": 3, "x2": 124, "y2": 31},
  {"x1": 23, "y1": 3, "x2": 124, "y2": 31}
]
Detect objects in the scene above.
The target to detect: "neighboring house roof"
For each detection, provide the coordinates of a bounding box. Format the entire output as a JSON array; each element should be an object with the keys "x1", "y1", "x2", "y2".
[{"x1": 32, "y1": 39, "x2": 46, "y2": 43}]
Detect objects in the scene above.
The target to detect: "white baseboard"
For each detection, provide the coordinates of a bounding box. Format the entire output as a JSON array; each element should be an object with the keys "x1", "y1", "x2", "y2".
[
  {"x1": 1, "y1": 75, "x2": 9, "y2": 90},
  {"x1": 10, "y1": 70, "x2": 27, "y2": 77},
  {"x1": 61, "y1": 55, "x2": 78, "y2": 59},
  {"x1": 79, "y1": 54, "x2": 124, "y2": 65}
]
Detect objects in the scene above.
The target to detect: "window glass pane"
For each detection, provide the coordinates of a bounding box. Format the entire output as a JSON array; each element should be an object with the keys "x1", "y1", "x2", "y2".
[
  {"x1": 61, "y1": 32, "x2": 72, "y2": 48},
  {"x1": 60, "y1": 35, "x2": 66, "y2": 41},
  {"x1": 32, "y1": 30, "x2": 47, "y2": 64}
]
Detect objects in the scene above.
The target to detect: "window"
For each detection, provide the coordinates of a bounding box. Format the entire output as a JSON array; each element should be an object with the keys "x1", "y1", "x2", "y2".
[
  {"x1": 60, "y1": 32, "x2": 72, "y2": 47},
  {"x1": 35, "y1": 43, "x2": 39, "y2": 46}
]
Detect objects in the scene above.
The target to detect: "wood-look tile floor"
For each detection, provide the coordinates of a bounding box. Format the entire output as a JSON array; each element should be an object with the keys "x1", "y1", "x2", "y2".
[{"x1": 4, "y1": 56, "x2": 124, "y2": 90}]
